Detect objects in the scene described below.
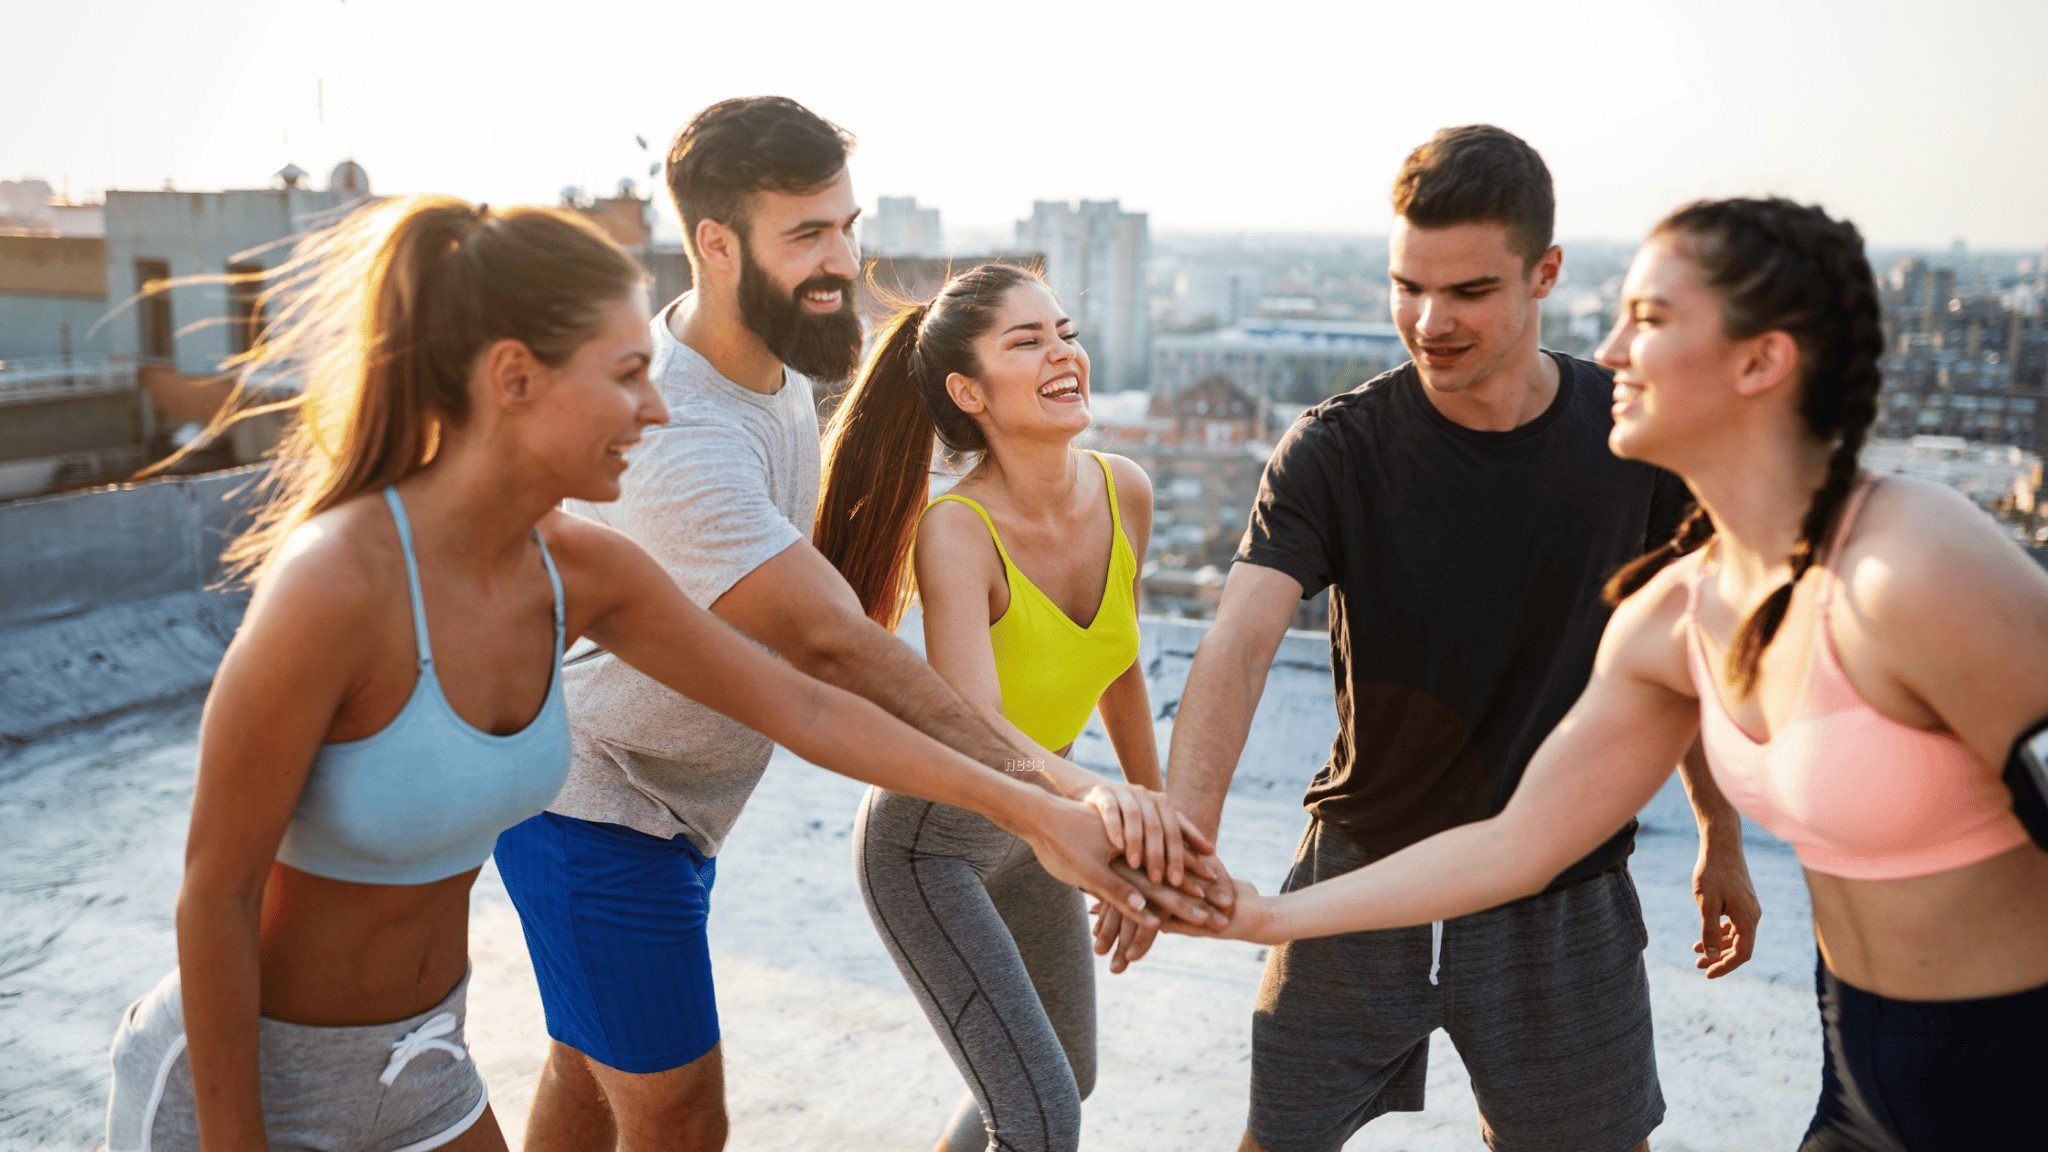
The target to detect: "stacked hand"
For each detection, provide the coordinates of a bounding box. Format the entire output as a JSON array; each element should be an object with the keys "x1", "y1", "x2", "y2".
[
  {"x1": 1020, "y1": 786, "x2": 1233, "y2": 936},
  {"x1": 1075, "y1": 786, "x2": 1247, "y2": 971}
]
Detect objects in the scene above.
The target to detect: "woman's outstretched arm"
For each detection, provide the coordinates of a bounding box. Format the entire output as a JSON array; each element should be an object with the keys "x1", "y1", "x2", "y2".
[
  {"x1": 1174, "y1": 566, "x2": 1701, "y2": 945},
  {"x1": 564, "y1": 515, "x2": 1219, "y2": 927}
]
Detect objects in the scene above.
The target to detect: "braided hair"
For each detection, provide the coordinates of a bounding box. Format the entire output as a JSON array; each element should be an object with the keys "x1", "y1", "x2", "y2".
[{"x1": 1602, "y1": 197, "x2": 1886, "y2": 697}]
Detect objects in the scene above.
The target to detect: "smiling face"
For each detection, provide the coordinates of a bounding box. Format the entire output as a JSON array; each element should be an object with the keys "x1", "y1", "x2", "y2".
[
  {"x1": 512, "y1": 293, "x2": 667, "y2": 503},
  {"x1": 1595, "y1": 232, "x2": 1760, "y2": 472},
  {"x1": 1389, "y1": 218, "x2": 1559, "y2": 396},
  {"x1": 731, "y1": 168, "x2": 865, "y2": 382},
  {"x1": 946, "y1": 281, "x2": 1091, "y2": 446}
]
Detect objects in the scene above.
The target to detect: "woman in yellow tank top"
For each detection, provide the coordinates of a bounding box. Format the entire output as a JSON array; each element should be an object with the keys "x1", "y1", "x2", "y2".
[{"x1": 815, "y1": 263, "x2": 1221, "y2": 1152}]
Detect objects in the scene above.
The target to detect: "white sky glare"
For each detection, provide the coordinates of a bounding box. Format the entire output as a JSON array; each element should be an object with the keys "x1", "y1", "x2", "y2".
[{"x1": 8, "y1": 0, "x2": 2047, "y2": 249}]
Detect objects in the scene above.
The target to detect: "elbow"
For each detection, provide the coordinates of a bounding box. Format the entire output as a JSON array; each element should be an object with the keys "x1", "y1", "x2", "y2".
[
  {"x1": 787, "y1": 614, "x2": 864, "y2": 681},
  {"x1": 174, "y1": 862, "x2": 266, "y2": 939},
  {"x1": 1486, "y1": 818, "x2": 1569, "y2": 903},
  {"x1": 776, "y1": 675, "x2": 848, "y2": 764},
  {"x1": 1204, "y1": 627, "x2": 1275, "y2": 685}
]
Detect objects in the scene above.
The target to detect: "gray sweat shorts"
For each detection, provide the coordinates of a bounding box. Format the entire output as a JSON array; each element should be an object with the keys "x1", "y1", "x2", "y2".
[
  {"x1": 104, "y1": 967, "x2": 488, "y2": 1152},
  {"x1": 1249, "y1": 819, "x2": 1663, "y2": 1152}
]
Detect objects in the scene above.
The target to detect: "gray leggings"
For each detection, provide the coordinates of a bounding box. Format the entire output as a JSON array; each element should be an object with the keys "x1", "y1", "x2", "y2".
[{"x1": 854, "y1": 787, "x2": 1096, "y2": 1152}]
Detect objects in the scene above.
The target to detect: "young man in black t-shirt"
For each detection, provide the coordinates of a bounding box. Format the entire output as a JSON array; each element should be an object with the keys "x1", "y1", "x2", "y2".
[{"x1": 1143, "y1": 128, "x2": 1762, "y2": 1152}]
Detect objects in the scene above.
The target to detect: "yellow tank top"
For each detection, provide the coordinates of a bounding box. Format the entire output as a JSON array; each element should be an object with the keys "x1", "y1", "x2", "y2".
[{"x1": 925, "y1": 451, "x2": 1142, "y2": 752}]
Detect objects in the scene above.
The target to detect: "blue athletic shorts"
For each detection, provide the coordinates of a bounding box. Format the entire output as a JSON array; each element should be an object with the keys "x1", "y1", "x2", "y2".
[{"x1": 494, "y1": 811, "x2": 720, "y2": 1074}]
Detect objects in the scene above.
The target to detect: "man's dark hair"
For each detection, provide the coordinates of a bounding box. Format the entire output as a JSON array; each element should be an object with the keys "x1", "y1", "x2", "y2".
[
  {"x1": 666, "y1": 96, "x2": 854, "y2": 256},
  {"x1": 1391, "y1": 125, "x2": 1555, "y2": 266}
]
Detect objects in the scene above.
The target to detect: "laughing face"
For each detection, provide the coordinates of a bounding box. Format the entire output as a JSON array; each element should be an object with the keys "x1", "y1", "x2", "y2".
[
  {"x1": 520, "y1": 293, "x2": 667, "y2": 503},
  {"x1": 948, "y1": 280, "x2": 1091, "y2": 443},
  {"x1": 1596, "y1": 231, "x2": 1758, "y2": 473},
  {"x1": 732, "y1": 168, "x2": 866, "y2": 382}
]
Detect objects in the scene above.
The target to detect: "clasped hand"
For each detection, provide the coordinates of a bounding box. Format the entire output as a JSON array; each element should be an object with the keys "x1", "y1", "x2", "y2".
[{"x1": 1078, "y1": 784, "x2": 1238, "y2": 972}]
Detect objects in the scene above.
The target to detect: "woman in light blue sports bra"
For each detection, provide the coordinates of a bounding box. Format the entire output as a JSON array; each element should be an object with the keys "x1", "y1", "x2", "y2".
[{"x1": 103, "y1": 196, "x2": 1158, "y2": 1152}]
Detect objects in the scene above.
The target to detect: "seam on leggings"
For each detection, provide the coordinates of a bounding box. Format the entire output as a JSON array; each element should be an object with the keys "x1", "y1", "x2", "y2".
[
  {"x1": 950, "y1": 988, "x2": 984, "y2": 1031},
  {"x1": 861, "y1": 797, "x2": 1004, "y2": 1141},
  {"x1": 870, "y1": 795, "x2": 1055, "y2": 1150},
  {"x1": 384, "y1": 1085, "x2": 490, "y2": 1152},
  {"x1": 907, "y1": 803, "x2": 1056, "y2": 1150}
]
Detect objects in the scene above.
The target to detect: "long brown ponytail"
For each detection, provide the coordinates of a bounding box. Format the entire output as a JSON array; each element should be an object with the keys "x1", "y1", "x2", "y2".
[
  {"x1": 814, "y1": 262, "x2": 1040, "y2": 627},
  {"x1": 198, "y1": 194, "x2": 643, "y2": 584},
  {"x1": 1602, "y1": 197, "x2": 1885, "y2": 696}
]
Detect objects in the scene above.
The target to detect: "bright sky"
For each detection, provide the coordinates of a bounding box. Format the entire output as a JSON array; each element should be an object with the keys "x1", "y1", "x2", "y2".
[{"x1": 10, "y1": 0, "x2": 2047, "y2": 249}]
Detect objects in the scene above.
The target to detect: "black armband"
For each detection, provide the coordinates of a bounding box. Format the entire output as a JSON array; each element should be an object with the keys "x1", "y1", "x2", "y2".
[{"x1": 2006, "y1": 716, "x2": 2048, "y2": 850}]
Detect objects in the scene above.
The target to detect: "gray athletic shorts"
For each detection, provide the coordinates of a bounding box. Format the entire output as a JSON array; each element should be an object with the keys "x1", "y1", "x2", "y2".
[
  {"x1": 1249, "y1": 819, "x2": 1663, "y2": 1152},
  {"x1": 104, "y1": 967, "x2": 488, "y2": 1152}
]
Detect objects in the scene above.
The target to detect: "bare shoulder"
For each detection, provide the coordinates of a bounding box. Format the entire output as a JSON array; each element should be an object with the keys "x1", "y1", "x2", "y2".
[
  {"x1": 915, "y1": 496, "x2": 1001, "y2": 568},
  {"x1": 1098, "y1": 451, "x2": 1153, "y2": 502},
  {"x1": 1601, "y1": 549, "x2": 1700, "y2": 695},
  {"x1": 529, "y1": 508, "x2": 674, "y2": 627},
  {"x1": 535, "y1": 507, "x2": 643, "y2": 572},
  {"x1": 1098, "y1": 451, "x2": 1153, "y2": 550},
  {"x1": 1840, "y1": 474, "x2": 2048, "y2": 631},
  {"x1": 251, "y1": 499, "x2": 394, "y2": 629}
]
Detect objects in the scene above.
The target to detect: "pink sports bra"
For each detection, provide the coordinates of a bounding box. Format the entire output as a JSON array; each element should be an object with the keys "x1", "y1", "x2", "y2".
[{"x1": 1684, "y1": 478, "x2": 2029, "y2": 880}]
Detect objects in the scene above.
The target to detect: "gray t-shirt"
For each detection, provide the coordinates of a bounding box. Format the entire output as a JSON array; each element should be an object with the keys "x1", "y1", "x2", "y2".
[{"x1": 551, "y1": 296, "x2": 821, "y2": 854}]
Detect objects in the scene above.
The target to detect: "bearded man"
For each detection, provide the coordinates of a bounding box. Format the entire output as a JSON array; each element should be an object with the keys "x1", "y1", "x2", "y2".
[{"x1": 493, "y1": 96, "x2": 1216, "y2": 1152}]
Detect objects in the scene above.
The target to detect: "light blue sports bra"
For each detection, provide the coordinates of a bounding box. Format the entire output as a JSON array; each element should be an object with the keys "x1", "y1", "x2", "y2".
[{"x1": 275, "y1": 488, "x2": 572, "y2": 885}]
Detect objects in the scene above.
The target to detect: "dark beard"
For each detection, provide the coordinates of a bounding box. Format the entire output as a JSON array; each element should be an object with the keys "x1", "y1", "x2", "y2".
[{"x1": 736, "y1": 249, "x2": 863, "y2": 383}]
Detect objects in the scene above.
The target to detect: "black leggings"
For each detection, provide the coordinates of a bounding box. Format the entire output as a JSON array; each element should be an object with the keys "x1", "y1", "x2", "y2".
[{"x1": 1800, "y1": 958, "x2": 2048, "y2": 1151}]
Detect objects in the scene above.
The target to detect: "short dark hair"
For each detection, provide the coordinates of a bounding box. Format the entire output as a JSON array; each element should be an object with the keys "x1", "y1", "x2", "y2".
[
  {"x1": 665, "y1": 96, "x2": 854, "y2": 255},
  {"x1": 1391, "y1": 125, "x2": 1555, "y2": 265}
]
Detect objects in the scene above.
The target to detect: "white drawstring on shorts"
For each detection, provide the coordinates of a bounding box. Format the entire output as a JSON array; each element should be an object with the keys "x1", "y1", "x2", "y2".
[
  {"x1": 1429, "y1": 920, "x2": 1444, "y2": 986},
  {"x1": 380, "y1": 1012, "x2": 469, "y2": 1086}
]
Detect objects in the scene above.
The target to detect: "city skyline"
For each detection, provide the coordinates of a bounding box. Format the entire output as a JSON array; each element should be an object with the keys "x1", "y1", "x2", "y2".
[{"x1": 8, "y1": 0, "x2": 2047, "y2": 250}]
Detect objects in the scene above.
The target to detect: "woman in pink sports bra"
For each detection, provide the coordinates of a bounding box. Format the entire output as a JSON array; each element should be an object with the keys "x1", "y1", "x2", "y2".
[{"x1": 1167, "y1": 197, "x2": 2048, "y2": 1151}]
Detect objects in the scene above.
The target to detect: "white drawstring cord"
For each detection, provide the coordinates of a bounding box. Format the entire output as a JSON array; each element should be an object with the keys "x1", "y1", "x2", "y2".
[
  {"x1": 380, "y1": 1013, "x2": 468, "y2": 1086},
  {"x1": 1429, "y1": 920, "x2": 1444, "y2": 986}
]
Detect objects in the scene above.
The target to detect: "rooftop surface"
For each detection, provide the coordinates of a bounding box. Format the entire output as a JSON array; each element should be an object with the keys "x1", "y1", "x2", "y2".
[{"x1": 1, "y1": 616, "x2": 1825, "y2": 1152}]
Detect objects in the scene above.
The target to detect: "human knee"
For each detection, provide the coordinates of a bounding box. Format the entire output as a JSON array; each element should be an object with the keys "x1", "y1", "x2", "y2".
[
  {"x1": 615, "y1": 1095, "x2": 727, "y2": 1152},
  {"x1": 599, "y1": 1054, "x2": 729, "y2": 1152}
]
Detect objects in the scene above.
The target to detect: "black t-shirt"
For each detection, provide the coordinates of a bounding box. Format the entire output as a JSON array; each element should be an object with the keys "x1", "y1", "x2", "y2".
[{"x1": 1237, "y1": 352, "x2": 1688, "y2": 891}]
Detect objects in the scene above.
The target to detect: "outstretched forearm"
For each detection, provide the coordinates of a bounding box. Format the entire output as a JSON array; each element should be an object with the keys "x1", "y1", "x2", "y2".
[
  {"x1": 774, "y1": 669, "x2": 1047, "y2": 830},
  {"x1": 809, "y1": 618, "x2": 1067, "y2": 791},
  {"x1": 1167, "y1": 628, "x2": 1277, "y2": 837},
  {"x1": 1230, "y1": 665, "x2": 1696, "y2": 945},
  {"x1": 1257, "y1": 817, "x2": 1545, "y2": 942},
  {"x1": 1166, "y1": 564, "x2": 1301, "y2": 837}
]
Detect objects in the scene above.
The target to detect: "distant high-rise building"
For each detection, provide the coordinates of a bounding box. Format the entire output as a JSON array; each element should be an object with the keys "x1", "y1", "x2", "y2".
[
  {"x1": 865, "y1": 196, "x2": 945, "y2": 258},
  {"x1": 1876, "y1": 251, "x2": 2048, "y2": 454},
  {"x1": 1168, "y1": 266, "x2": 1262, "y2": 329},
  {"x1": 1015, "y1": 199, "x2": 1151, "y2": 392}
]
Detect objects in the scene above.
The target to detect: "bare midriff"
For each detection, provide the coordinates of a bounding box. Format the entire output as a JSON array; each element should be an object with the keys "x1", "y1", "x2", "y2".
[
  {"x1": 254, "y1": 862, "x2": 477, "y2": 1026},
  {"x1": 1808, "y1": 842, "x2": 2048, "y2": 1000}
]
